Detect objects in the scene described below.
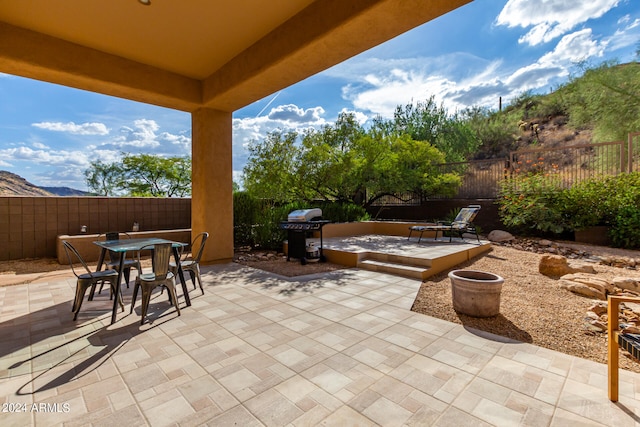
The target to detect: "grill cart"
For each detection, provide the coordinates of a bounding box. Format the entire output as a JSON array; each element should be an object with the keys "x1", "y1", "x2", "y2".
[{"x1": 279, "y1": 209, "x2": 330, "y2": 265}]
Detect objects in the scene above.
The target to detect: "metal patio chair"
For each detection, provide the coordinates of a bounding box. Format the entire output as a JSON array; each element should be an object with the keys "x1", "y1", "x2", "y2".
[
  {"x1": 170, "y1": 231, "x2": 208, "y2": 295},
  {"x1": 98, "y1": 231, "x2": 142, "y2": 290},
  {"x1": 130, "y1": 243, "x2": 181, "y2": 324},
  {"x1": 62, "y1": 240, "x2": 123, "y2": 320}
]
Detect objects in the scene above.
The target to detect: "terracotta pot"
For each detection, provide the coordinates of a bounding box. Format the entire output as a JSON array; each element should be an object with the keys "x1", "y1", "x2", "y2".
[{"x1": 449, "y1": 270, "x2": 504, "y2": 317}]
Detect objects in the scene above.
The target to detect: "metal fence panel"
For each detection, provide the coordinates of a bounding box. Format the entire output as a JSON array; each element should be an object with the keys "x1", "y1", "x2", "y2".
[{"x1": 376, "y1": 133, "x2": 640, "y2": 203}]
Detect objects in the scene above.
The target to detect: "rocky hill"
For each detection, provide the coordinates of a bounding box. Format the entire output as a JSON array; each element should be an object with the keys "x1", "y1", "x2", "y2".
[{"x1": 0, "y1": 171, "x2": 87, "y2": 196}]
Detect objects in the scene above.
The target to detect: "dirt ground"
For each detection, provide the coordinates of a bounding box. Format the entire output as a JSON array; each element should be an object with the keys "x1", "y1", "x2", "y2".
[{"x1": 3, "y1": 241, "x2": 640, "y2": 373}]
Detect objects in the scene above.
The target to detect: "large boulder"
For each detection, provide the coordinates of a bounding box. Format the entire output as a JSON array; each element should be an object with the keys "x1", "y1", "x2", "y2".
[
  {"x1": 539, "y1": 254, "x2": 574, "y2": 277},
  {"x1": 487, "y1": 230, "x2": 515, "y2": 242},
  {"x1": 539, "y1": 254, "x2": 597, "y2": 277}
]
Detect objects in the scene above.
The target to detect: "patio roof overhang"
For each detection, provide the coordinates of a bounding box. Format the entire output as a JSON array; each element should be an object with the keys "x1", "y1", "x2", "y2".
[
  {"x1": 0, "y1": 0, "x2": 471, "y2": 113},
  {"x1": 0, "y1": 0, "x2": 472, "y2": 264}
]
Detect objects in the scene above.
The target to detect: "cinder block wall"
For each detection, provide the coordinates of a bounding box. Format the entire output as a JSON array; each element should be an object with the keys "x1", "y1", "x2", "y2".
[{"x1": 0, "y1": 197, "x2": 191, "y2": 261}]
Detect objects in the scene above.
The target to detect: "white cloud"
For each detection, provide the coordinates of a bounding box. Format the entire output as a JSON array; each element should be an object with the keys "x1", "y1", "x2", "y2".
[
  {"x1": 32, "y1": 142, "x2": 49, "y2": 149},
  {"x1": 496, "y1": 0, "x2": 620, "y2": 46},
  {"x1": 107, "y1": 119, "x2": 190, "y2": 153},
  {"x1": 333, "y1": 27, "x2": 609, "y2": 115},
  {"x1": 0, "y1": 146, "x2": 91, "y2": 168},
  {"x1": 32, "y1": 121, "x2": 110, "y2": 135},
  {"x1": 266, "y1": 104, "x2": 326, "y2": 124},
  {"x1": 232, "y1": 103, "x2": 331, "y2": 175}
]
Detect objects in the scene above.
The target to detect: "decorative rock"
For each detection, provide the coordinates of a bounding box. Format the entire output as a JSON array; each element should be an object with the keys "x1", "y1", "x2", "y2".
[
  {"x1": 567, "y1": 262, "x2": 597, "y2": 274},
  {"x1": 587, "y1": 319, "x2": 608, "y2": 331},
  {"x1": 539, "y1": 254, "x2": 576, "y2": 277},
  {"x1": 487, "y1": 230, "x2": 515, "y2": 242},
  {"x1": 612, "y1": 277, "x2": 640, "y2": 292},
  {"x1": 538, "y1": 239, "x2": 552, "y2": 246},
  {"x1": 560, "y1": 273, "x2": 614, "y2": 294},
  {"x1": 588, "y1": 302, "x2": 608, "y2": 316},
  {"x1": 559, "y1": 280, "x2": 606, "y2": 299}
]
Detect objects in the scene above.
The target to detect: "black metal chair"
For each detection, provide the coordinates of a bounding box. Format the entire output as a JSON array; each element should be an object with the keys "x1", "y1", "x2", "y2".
[
  {"x1": 98, "y1": 232, "x2": 142, "y2": 293},
  {"x1": 130, "y1": 243, "x2": 181, "y2": 324},
  {"x1": 170, "y1": 232, "x2": 208, "y2": 295},
  {"x1": 62, "y1": 240, "x2": 123, "y2": 320}
]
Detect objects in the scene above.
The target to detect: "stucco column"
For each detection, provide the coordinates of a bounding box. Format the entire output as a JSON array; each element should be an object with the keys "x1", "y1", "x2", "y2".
[{"x1": 191, "y1": 108, "x2": 234, "y2": 264}]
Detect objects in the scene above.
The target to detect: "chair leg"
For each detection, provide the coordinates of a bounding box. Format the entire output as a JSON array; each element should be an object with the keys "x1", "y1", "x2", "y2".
[
  {"x1": 108, "y1": 278, "x2": 124, "y2": 312},
  {"x1": 165, "y1": 281, "x2": 181, "y2": 317},
  {"x1": 72, "y1": 281, "x2": 90, "y2": 320},
  {"x1": 194, "y1": 265, "x2": 204, "y2": 294},
  {"x1": 188, "y1": 270, "x2": 197, "y2": 290},
  {"x1": 123, "y1": 267, "x2": 131, "y2": 289},
  {"x1": 140, "y1": 284, "x2": 153, "y2": 325},
  {"x1": 130, "y1": 278, "x2": 141, "y2": 314}
]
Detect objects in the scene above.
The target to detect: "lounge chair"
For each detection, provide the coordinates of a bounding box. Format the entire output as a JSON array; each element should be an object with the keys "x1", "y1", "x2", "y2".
[{"x1": 408, "y1": 205, "x2": 481, "y2": 243}]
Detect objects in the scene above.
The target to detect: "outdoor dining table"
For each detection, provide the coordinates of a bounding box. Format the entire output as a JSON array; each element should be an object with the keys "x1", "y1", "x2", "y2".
[{"x1": 94, "y1": 237, "x2": 190, "y2": 325}]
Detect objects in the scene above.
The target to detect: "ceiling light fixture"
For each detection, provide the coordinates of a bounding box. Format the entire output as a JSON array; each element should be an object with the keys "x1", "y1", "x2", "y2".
[{"x1": 138, "y1": 0, "x2": 151, "y2": 5}]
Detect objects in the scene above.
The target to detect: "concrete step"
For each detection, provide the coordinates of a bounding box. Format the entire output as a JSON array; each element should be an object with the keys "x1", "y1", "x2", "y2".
[{"x1": 358, "y1": 259, "x2": 429, "y2": 280}]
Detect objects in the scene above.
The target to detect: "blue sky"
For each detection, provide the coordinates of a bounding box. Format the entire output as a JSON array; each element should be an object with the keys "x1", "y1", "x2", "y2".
[{"x1": 0, "y1": 0, "x2": 638, "y2": 191}]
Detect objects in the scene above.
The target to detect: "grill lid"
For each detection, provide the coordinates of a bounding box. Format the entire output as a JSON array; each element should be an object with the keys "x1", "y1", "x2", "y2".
[{"x1": 287, "y1": 208, "x2": 322, "y2": 222}]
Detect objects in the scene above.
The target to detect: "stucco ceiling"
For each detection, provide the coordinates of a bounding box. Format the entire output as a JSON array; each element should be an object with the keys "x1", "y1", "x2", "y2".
[
  {"x1": 0, "y1": 0, "x2": 471, "y2": 112},
  {"x1": 0, "y1": 0, "x2": 316, "y2": 80}
]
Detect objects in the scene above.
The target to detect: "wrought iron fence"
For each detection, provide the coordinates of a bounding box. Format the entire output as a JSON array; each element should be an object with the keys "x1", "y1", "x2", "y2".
[{"x1": 374, "y1": 133, "x2": 640, "y2": 204}]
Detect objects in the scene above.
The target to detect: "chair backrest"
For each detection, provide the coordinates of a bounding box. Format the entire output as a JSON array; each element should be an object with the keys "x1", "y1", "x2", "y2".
[
  {"x1": 100, "y1": 232, "x2": 131, "y2": 263},
  {"x1": 452, "y1": 205, "x2": 481, "y2": 226},
  {"x1": 139, "y1": 243, "x2": 173, "y2": 280},
  {"x1": 62, "y1": 240, "x2": 93, "y2": 278},
  {"x1": 190, "y1": 232, "x2": 209, "y2": 263}
]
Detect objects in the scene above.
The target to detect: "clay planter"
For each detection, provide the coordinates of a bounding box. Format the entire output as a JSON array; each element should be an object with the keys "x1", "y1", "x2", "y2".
[{"x1": 449, "y1": 270, "x2": 504, "y2": 317}]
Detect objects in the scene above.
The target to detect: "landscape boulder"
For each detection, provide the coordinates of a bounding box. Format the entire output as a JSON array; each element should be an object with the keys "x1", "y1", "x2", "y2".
[
  {"x1": 559, "y1": 274, "x2": 607, "y2": 299},
  {"x1": 612, "y1": 277, "x2": 640, "y2": 293},
  {"x1": 487, "y1": 230, "x2": 515, "y2": 242},
  {"x1": 560, "y1": 273, "x2": 614, "y2": 295},
  {"x1": 539, "y1": 254, "x2": 573, "y2": 277},
  {"x1": 538, "y1": 254, "x2": 597, "y2": 277}
]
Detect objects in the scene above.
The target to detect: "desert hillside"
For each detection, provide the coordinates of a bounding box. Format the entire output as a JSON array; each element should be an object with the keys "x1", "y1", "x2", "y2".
[{"x1": 0, "y1": 171, "x2": 54, "y2": 196}]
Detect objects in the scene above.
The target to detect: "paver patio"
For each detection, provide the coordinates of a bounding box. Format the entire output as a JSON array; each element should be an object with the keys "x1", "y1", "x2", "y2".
[{"x1": 2, "y1": 260, "x2": 640, "y2": 426}]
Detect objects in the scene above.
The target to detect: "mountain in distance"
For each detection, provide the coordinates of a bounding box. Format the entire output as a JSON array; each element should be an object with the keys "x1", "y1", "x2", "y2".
[
  {"x1": 0, "y1": 170, "x2": 89, "y2": 196},
  {"x1": 39, "y1": 186, "x2": 89, "y2": 196}
]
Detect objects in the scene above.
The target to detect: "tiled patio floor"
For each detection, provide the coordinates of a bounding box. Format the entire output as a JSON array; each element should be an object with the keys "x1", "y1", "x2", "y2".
[{"x1": 2, "y1": 262, "x2": 640, "y2": 426}]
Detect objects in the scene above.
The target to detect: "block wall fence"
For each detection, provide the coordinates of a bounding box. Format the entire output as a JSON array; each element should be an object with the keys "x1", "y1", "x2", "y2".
[{"x1": 0, "y1": 197, "x2": 191, "y2": 261}]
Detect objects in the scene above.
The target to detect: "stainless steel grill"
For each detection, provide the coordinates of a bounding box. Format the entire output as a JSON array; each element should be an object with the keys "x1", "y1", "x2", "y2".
[{"x1": 279, "y1": 209, "x2": 330, "y2": 265}]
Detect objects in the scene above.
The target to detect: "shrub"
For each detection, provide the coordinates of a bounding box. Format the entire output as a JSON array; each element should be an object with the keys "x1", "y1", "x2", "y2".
[
  {"x1": 610, "y1": 203, "x2": 640, "y2": 249},
  {"x1": 233, "y1": 195, "x2": 370, "y2": 250},
  {"x1": 498, "y1": 172, "x2": 640, "y2": 249},
  {"x1": 498, "y1": 172, "x2": 570, "y2": 234}
]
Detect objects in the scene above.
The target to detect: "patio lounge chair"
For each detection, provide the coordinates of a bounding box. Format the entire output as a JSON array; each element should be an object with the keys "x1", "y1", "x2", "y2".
[
  {"x1": 408, "y1": 205, "x2": 481, "y2": 243},
  {"x1": 62, "y1": 240, "x2": 124, "y2": 320}
]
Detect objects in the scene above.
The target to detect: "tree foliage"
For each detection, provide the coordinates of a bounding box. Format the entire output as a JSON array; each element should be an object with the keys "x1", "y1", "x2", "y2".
[
  {"x1": 242, "y1": 111, "x2": 462, "y2": 207},
  {"x1": 84, "y1": 160, "x2": 123, "y2": 196},
  {"x1": 85, "y1": 154, "x2": 191, "y2": 197},
  {"x1": 386, "y1": 96, "x2": 481, "y2": 162}
]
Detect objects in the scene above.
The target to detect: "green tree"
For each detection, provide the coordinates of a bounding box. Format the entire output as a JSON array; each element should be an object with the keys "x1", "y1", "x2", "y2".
[
  {"x1": 121, "y1": 154, "x2": 192, "y2": 197},
  {"x1": 243, "y1": 130, "x2": 300, "y2": 202},
  {"x1": 84, "y1": 160, "x2": 123, "y2": 196},
  {"x1": 242, "y1": 111, "x2": 461, "y2": 207},
  {"x1": 389, "y1": 96, "x2": 481, "y2": 162}
]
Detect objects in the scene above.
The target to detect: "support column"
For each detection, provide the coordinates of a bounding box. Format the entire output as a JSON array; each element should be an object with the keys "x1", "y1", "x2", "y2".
[{"x1": 191, "y1": 108, "x2": 234, "y2": 264}]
